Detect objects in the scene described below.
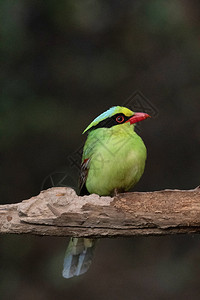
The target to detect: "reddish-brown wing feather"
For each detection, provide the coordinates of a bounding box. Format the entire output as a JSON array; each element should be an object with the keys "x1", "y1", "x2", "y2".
[{"x1": 78, "y1": 158, "x2": 90, "y2": 195}]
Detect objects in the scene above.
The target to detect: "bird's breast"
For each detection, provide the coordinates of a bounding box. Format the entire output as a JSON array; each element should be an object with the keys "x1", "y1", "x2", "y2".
[{"x1": 84, "y1": 131, "x2": 147, "y2": 196}]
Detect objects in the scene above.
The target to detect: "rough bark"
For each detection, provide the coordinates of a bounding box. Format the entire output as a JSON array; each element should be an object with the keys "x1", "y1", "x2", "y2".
[{"x1": 0, "y1": 186, "x2": 200, "y2": 237}]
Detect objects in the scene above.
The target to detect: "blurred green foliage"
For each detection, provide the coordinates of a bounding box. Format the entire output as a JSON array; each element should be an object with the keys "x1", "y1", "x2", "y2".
[{"x1": 0, "y1": 1, "x2": 200, "y2": 299}]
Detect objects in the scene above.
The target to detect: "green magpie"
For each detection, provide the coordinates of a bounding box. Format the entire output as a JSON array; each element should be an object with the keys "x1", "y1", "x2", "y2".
[{"x1": 62, "y1": 106, "x2": 150, "y2": 278}]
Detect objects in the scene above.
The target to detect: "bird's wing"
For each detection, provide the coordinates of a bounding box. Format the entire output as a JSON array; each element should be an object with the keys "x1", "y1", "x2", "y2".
[{"x1": 78, "y1": 158, "x2": 90, "y2": 195}]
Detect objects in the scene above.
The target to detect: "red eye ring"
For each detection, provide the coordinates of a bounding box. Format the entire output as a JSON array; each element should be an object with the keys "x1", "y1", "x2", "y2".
[{"x1": 116, "y1": 115, "x2": 124, "y2": 123}]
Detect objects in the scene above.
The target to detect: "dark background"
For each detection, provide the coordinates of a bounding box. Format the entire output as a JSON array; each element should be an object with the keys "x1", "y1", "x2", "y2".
[{"x1": 1, "y1": 1, "x2": 200, "y2": 299}]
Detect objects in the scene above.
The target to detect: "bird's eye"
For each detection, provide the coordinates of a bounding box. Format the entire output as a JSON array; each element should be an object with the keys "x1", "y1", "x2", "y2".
[{"x1": 116, "y1": 115, "x2": 124, "y2": 123}]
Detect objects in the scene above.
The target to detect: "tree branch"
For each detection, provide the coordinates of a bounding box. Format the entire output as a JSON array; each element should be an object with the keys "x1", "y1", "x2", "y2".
[{"x1": 0, "y1": 186, "x2": 200, "y2": 237}]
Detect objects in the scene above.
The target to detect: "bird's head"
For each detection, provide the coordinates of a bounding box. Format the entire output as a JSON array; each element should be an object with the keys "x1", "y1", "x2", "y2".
[{"x1": 83, "y1": 106, "x2": 150, "y2": 134}]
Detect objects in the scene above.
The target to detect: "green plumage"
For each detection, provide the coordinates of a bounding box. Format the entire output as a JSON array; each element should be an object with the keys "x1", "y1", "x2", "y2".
[
  {"x1": 63, "y1": 106, "x2": 149, "y2": 279},
  {"x1": 83, "y1": 123, "x2": 146, "y2": 196}
]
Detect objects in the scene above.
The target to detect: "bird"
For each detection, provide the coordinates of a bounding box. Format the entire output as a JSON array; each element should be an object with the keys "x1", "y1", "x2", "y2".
[{"x1": 62, "y1": 106, "x2": 150, "y2": 278}]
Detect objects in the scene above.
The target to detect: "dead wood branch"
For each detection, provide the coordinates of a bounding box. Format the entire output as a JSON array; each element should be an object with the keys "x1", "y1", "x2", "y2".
[{"x1": 0, "y1": 186, "x2": 200, "y2": 237}]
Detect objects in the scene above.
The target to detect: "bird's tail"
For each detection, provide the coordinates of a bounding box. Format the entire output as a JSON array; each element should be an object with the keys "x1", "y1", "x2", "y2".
[{"x1": 62, "y1": 237, "x2": 96, "y2": 278}]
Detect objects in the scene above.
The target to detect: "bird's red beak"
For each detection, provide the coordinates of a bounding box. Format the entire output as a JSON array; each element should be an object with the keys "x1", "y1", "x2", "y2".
[{"x1": 126, "y1": 112, "x2": 150, "y2": 124}]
